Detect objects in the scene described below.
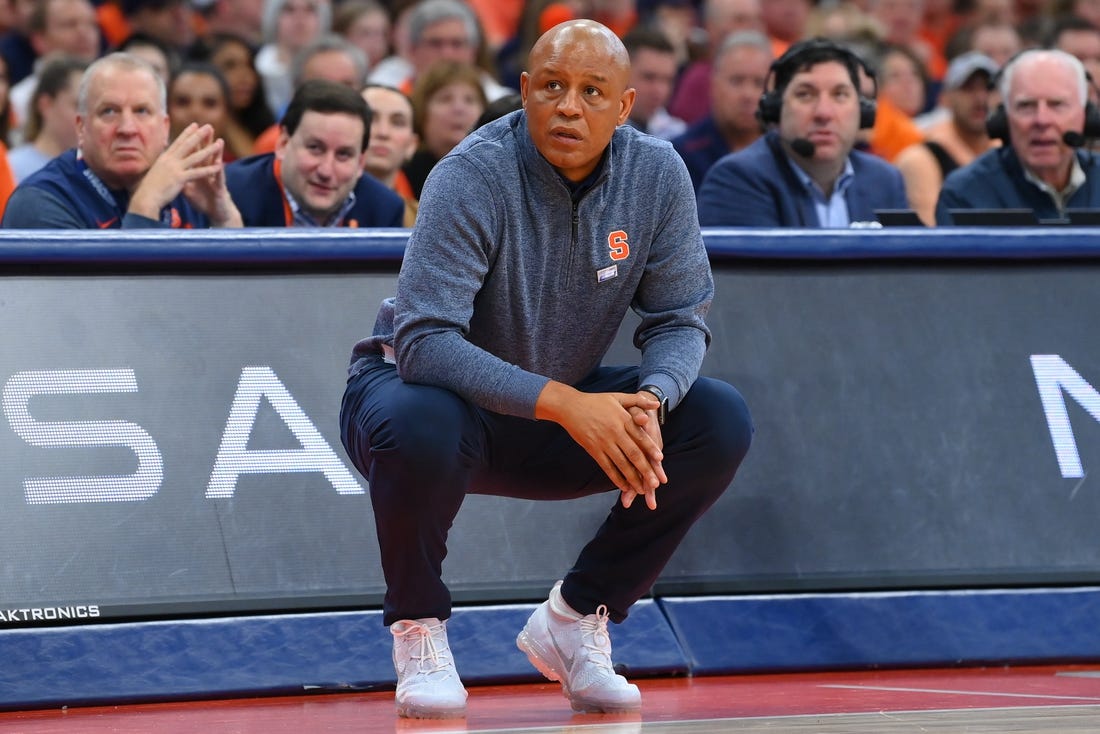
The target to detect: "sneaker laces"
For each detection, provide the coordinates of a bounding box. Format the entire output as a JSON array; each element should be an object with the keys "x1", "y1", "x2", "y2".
[
  {"x1": 578, "y1": 605, "x2": 616, "y2": 674},
  {"x1": 394, "y1": 620, "x2": 456, "y2": 679}
]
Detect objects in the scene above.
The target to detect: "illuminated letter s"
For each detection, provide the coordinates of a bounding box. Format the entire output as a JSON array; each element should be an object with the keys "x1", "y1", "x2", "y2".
[{"x1": 2, "y1": 369, "x2": 163, "y2": 503}]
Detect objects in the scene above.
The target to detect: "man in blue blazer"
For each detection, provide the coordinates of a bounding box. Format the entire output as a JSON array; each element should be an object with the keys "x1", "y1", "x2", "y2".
[
  {"x1": 226, "y1": 80, "x2": 404, "y2": 228},
  {"x1": 937, "y1": 49, "x2": 1100, "y2": 224},
  {"x1": 697, "y1": 38, "x2": 908, "y2": 227}
]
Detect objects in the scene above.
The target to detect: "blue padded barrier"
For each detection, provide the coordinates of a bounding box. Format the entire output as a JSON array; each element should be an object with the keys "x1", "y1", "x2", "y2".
[
  {"x1": 699, "y1": 226, "x2": 1100, "y2": 259},
  {"x1": 2, "y1": 226, "x2": 1100, "y2": 265},
  {"x1": 660, "y1": 588, "x2": 1100, "y2": 674},
  {"x1": 0, "y1": 600, "x2": 680, "y2": 711}
]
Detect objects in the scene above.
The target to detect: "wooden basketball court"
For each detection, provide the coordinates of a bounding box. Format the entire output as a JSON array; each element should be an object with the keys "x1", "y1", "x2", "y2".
[{"x1": 2, "y1": 664, "x2": 1098, "y2": 732}]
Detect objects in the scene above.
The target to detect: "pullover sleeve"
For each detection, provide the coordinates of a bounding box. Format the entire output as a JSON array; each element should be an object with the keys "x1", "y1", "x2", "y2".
[{"x1": 632, "y1": 150, "x2": 713, "y2": 409}]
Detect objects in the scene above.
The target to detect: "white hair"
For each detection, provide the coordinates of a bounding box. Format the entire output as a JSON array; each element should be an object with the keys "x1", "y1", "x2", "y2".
[{"x1": 999, "y1": 48, "x2": 1088, "y2": 106}]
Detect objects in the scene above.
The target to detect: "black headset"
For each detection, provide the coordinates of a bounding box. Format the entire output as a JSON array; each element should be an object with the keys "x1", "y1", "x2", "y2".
[
  {"x1": 757, "y1": 37, "x2": 878, "y2": 130},
  {"x1": 985, "y1": 49, "x2": 1100, "y2": 141}
]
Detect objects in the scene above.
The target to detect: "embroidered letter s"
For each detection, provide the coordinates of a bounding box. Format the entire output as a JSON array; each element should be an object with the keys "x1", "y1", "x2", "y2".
[{"x1": 607, "y1": 230, "x2": 629, "y2": 261}]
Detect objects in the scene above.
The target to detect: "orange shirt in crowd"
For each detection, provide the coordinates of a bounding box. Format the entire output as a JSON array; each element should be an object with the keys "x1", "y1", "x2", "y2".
[
  {"x1": 869, "y1": 96, "x2": 924, "y2": 162},
  {"x1": 466, "y1": 0, "x2": 523, "y2": 51},
  {"x1": 252, "y1": 124, "x2": 279, "y2": 155},
  {"x1": 0, "y1": 141, "x2": 16, "y2": 222}
]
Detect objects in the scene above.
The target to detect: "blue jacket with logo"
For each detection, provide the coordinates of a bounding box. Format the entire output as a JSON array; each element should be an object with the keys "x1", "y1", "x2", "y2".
[
  {"x1": 225, "y1": 153, "x2": 404, "y2": 228},
  {"x1": 2, "y1": 149, "x2": 210, "y2": 229}
]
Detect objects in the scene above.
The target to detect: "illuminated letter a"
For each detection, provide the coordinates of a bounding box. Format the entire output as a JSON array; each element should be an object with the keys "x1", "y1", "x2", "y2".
[{"x1": 206, "y1": 366, "x2": 364, "y2": 498}]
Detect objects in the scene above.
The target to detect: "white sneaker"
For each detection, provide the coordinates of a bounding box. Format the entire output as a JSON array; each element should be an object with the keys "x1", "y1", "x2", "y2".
[
  {"x1": 516, "y1": 581, "x2": 642, "y2": 713},
  {"x1": 390, "y1": 617, "x2": 468, "y2": 719}
]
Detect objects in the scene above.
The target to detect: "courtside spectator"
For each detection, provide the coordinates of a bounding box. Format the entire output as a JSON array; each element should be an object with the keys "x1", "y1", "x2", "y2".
[
  {"x1": 894, "y1": 50, "x2": 998, "y2": 224},
  {"x1": 669, "y1": 0, "x2": 764, "y2": 124},
  {"x1": 951, "y1": 20, "x2": 1021, "y2": 68},
  {"x1": 623, "y1": 26, "x2": 686, "y2": 140},
  {"x1": 643, "y1": 0, "x2": 697, "y2": 68},
  {"x1": 256, "y1": 0, "x2": 331, "y2": 119},
  {"x1": 167, "y1": 62, "x2": 233, "y2": 160},
  {"x1": 381, "y1": 0, "x2": 512, "y2": 102},
  {"x1": 333, "y1": 0, "x2": 391, "y2": 71},
  {"x1": 698, "y1": 38, "x2": 907, "y2": 226},
  {"x1": 361, "y1": 84, "x2": 419, "y2": 226},
  {"x1": 117, "y1": 32, "x2": 173, "y2": 82},
  {"x1": 251, "y1": 33, "x2": 368, "y2": 153},
  {"x1": 877, "y1": 42, "x2": 929, "y2": 118},
  {"x1": 225, "y1": 79, "x2": 403, "y2": 227},
  {"x1": 192, "y1": 33, "x2": 275, "y2": 159},
  {"x1": 862, "y1": 41, "x2": 926, "y2": 162},
  {"x1": 1050, "y1": 16, "x2": 1100, "y2": 104},
  {"x1": 936, "y1": 49, "x2": 1100, "y2": 224},
  {"x1": 1053, "y1": 0, "x2": 1100, "y2": 30},
  {"x1": 866, "y1": 0, "x2": 946, "y2": 80},
  {"x1": 7, "y1": 55, "x2": 85, "y2": 181},
  {"x1": 672, "y1": 29, "x2": 771, "y2": 190},
  {"x1": 761, "y1": 0, "x2": 812, "y2": 55},
  {"x1": 0, "y1": 0, "x2": 39, "y2": 85},
  {"x1": 198, "y1": 0, "x2": 265, "y2": 46},
  {"x1": 121, "y1": 0, "x2": 196, "y2": 56},
  {"x1": 0, "y1": 53, "x2": 15, "y2": 219},
  {"x1": 402, "y1": 59, "x2": 486, "y2": 199},
  {"x1": 2, "y1": 53, "x2": 241, "y2": 228},
  {"x1": 10, "y1": 0, "x2": 100, "y2": 137}
]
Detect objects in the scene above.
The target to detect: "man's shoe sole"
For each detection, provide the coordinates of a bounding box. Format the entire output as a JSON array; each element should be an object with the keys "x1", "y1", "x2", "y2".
[
  {"x1": 396, "y1": 701, "x2": 467, "y2": 719},
  {"x1": 516, "y1": 629, "x2": 641, "y2": 714}
]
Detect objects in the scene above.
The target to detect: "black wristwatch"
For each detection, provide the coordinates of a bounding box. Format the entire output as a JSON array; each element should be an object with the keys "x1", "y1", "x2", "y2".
[{"x1": 639, "y1": 384, "x2": 669, "y2": 426}]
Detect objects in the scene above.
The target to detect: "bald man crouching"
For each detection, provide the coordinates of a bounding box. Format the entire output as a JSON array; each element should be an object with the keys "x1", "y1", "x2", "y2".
[{"x1": 339, "y1": 19, "x2": 753, "y2": 719}]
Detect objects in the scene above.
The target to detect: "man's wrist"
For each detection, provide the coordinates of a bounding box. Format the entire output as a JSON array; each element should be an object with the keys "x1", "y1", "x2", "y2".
[{"x1": 638, "y1": 384, "x2": 669, "y2": 426}]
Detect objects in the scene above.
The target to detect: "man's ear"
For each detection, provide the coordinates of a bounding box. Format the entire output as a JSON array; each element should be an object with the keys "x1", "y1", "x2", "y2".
[
  {"x1": 617, "y1": 87, "x2": 636, "y2": 126},
  {"x1": 274, "y1": 127, "x2": 290, "y2": 160}
]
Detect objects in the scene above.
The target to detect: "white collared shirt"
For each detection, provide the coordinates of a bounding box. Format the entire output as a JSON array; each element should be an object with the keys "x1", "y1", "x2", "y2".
[{"x1": 1022, "y1": 157, "x2": 1086, "y2": 215}]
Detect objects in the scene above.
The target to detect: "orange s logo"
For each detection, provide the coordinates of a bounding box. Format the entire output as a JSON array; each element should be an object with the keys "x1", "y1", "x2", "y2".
[{"x1": 608, "y1": 230, "x2": 629, "y2": 261}]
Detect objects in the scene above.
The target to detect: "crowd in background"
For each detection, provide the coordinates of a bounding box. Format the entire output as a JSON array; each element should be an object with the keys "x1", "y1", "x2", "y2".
[{"x1": 0, "y1": 0, "x2": 1096, "y2": 227}]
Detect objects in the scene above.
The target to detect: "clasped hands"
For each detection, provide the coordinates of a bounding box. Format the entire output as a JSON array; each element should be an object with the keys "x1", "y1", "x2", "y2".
[
  {"x1": 129, "y1": 122, "x2": 242, "y2": 227},
  {"x1": 536, "y1": 382, "x2": 667, "y2": 510}
]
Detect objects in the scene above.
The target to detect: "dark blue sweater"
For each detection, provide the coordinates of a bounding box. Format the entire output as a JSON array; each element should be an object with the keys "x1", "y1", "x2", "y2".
[
  {"x1": 2, "y1": 149, "x2": 210, "y2": 229},
  {"x1": 936, "y1": 146, "x2": 1100, "y2": 225}
]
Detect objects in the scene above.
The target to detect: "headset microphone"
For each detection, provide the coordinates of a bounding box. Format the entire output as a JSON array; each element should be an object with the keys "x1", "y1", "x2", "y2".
[
  {"x1": 790, "y1": 138, "x2": 816, "y2": 157},
  {"x1": 1062, "y1": 130, "x2": 1087, "y2": 147}
]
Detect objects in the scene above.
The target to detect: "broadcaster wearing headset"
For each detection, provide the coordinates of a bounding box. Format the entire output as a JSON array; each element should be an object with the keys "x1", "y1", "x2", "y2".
[
  {"x1": 697, "y1": 37, "x2": 907, "y2": 228},
  {"x1": 935, "y1": 48, "x2": 1100, "y2": 225}
]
